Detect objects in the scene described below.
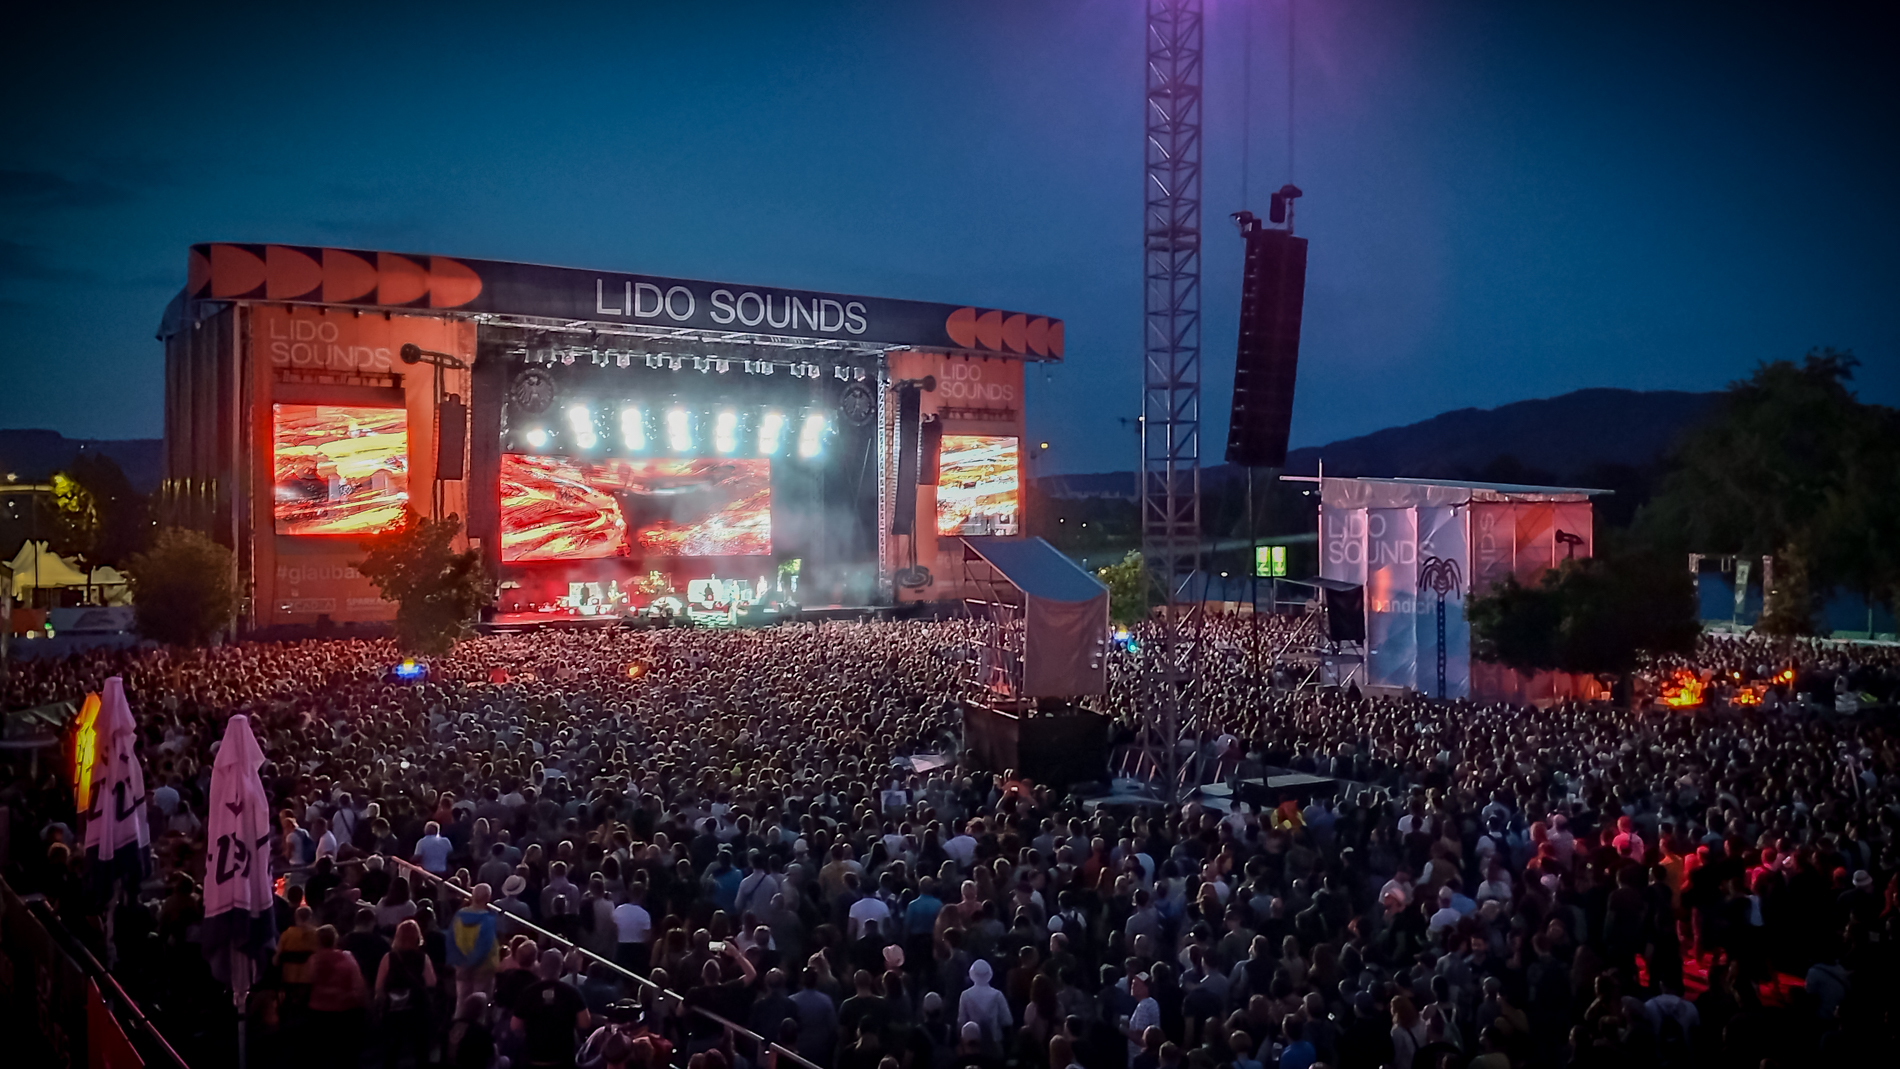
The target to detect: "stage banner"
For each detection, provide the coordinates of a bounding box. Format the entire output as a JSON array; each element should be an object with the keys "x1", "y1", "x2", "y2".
[
  {"x1": 1512, "y1": 502, "x2": 1557, "y2": 584},
  {"x1": 1366, "y1": 507, "x2": 1417, "y2": 689},
  {"x1": 1469, "y1": 502, "x2": 1517, "y2": 600},
  {"x1": 1320, "y1": 506, "x2": 1367, "y2": 586},
  {"x1": 192, "y1": 243, "x2": 1063, "y2": 357},
  {"x1": 1415, "y1": 505, "x2": 1469, "y2": 700}
]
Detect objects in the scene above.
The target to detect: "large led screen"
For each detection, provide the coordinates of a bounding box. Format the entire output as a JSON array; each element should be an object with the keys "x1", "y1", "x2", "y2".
[
  {"x1": 273, "y1": 404, "x2": 409, "y2": 535},
  {"x1": 501, "y1": 454, "x2": 771, "y2": 562},
  {"x1": 937, "y1": 435, "x2": 1019, "y2": 536}
]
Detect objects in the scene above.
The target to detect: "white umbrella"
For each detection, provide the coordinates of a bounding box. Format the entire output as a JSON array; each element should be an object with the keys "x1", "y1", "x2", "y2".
[
  {"x1": 201, "y1": 713, "x2": 278, "y2": 1069},
  {"x1": 81, "y1": 676, "x2": 150, "y2": 888}
]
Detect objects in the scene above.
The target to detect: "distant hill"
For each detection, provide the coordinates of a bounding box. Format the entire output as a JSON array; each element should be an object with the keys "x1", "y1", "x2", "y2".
[
  {"x1": 0, "y1": 430, "x2": 163, "y2": 493},
  {"x1": 1277, "y1": 388, "x2": 1719, "y2": 481},
  {"x1": 1039, "y1": 388, "x2": 1720, "y2": 507}
]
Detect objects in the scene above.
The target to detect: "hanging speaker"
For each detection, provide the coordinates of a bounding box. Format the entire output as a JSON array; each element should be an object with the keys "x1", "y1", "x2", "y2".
[
  {"x1": 919, "y1": 416, "x2": 943, "y2": 484},
  {"x1": 892, "y1": 386, "x2": 921, "y2": 535},
  {"x1": 1225, "y1": 217, "x2": 1308, "y2": 468},
  {"x1": 437, "y1": 397, "x2": 467, "y2": 481}
]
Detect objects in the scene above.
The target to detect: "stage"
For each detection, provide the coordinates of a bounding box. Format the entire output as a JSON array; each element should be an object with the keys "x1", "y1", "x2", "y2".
[{"x1": 159, "y1": 242, "x2": 1061, "y2": 634}]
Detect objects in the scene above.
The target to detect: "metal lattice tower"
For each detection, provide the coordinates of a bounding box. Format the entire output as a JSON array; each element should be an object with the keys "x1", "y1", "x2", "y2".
[{"x1": 1138, "y1": 0, "x2": 1203, "y2": 799}]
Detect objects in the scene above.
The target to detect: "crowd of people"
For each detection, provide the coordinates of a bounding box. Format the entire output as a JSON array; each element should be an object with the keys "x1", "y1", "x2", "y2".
[{"x1": 2, "y1": 618, "x2": 1898, "y2": 1069}]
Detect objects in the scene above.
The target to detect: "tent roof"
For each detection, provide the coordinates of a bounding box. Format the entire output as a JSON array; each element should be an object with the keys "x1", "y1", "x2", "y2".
[
  {"x1": 8, "y1": 542, "x2": 93, "y2": 593},
  {"x1": 962, "y1": 537, "x2": 1107, "y2": 603}
]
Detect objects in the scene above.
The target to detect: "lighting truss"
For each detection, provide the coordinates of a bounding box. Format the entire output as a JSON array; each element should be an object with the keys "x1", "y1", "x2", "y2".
[{"x1": 1137, "y1": 0, "x2": 1204, "y2": 802}]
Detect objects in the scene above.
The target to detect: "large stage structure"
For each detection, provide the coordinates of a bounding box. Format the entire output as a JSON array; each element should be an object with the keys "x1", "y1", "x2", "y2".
[
  {"x1": 158, "y1": 244, "x2": 1060, "y2": 631},
  {"x1": 1318, "y1": 476, "x2": 1608, "y2": 703}
]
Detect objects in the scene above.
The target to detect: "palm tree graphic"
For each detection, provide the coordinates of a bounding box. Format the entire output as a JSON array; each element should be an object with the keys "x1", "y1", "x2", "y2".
[{"x1": 1417, "y1": 555, "x2": 1463, "y2": 699}]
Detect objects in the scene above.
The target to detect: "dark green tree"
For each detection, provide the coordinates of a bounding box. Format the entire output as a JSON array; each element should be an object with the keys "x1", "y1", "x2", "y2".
[
  {"x1": 1758, "y1": 543, "x2": 1823, "y2": 637},
  {"x1": 1096, "y1": 550, "x2": 1148, "y2": 626},
  {"x1": 1467, "y1": 573, "x2": 1562, "y2": 672},
  {"x1": 1638, "y1": 349, "x2": 1900, "y2": 627},
  {"x1": 124, "y1": 527, "x2": 237, "y2": 645},
  {"x1": 356, "y1": 511, "x2": 491, "y2": 654},
  {"x1": 1469, "y1": 549, "x2": 1699, "y2": 677}
]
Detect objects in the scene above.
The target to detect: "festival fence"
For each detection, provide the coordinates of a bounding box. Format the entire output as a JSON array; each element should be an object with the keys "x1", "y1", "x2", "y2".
[{"x1": 0, "y1": 876, "x2": 187, "y2": 1068}]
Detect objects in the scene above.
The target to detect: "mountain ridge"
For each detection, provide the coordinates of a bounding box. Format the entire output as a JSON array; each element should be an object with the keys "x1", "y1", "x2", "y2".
[{"x1": 1039, "y1": 387, "x2": 1720, "y2": 499}]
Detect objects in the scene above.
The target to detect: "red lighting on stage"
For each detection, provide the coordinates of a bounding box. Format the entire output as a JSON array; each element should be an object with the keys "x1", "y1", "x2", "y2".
[{"x1": 500, "y1": 454, "x2": 770, "y2": 561}]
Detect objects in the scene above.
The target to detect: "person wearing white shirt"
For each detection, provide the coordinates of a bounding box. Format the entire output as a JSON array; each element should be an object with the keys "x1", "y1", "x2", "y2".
[
  {"x1": 944, "y1": 823, "x2": 979, "y2": 869},
  {"x1": 612, "y1": 892, "x2": 653, "y2": 975},
  {"x1": 848, "y1": 891, "x2": 893, "y2": 940},
  {"x1": 411, "y1": 821, "x2": 452, "y2": 876},
  {"x1": 1123, "y1": 972, "x2": 1160, "y2": 1061}
]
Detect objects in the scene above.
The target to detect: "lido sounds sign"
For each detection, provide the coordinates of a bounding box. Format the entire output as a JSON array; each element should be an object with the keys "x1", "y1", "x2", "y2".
[{"x1": 187, "y1": 243, "x2": 1065, "y2": 358}]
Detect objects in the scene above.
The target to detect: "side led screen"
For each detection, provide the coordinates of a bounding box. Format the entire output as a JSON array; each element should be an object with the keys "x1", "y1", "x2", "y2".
[
  {"x1": 501, "y1": 454, "x2": 771, "y2": 562},
  {"x1": 272, "y1": 404, "x2": 409, "y2": 535},
  {"x1": 937, "y1": 435, "x2": 1019, "y2": 536}
]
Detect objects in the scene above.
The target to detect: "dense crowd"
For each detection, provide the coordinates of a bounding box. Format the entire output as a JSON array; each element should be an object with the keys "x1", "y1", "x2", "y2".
[{"x1": 2, "y1": 619, "x2": 1898, "y2": 1069}]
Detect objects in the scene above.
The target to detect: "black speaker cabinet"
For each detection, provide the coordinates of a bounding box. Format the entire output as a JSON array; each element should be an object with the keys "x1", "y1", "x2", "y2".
[{"x1": 1226, "y1": 223, "x2": 1309, "y2": 468}]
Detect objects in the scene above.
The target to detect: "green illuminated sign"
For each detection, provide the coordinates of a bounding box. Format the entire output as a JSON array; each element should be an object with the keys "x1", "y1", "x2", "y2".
[{"x1": 1254, "y1": 544, "x2": 1286, "y2": 578}]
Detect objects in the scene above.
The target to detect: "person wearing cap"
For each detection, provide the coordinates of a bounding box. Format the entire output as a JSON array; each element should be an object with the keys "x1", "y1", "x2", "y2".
[
  {"x1": 497, "y1": 873, "x2": 533, "y2": 930},
  {"x1": 1122, "y1": 971, "x2": 1160, "y2": 1063},
  {"x1": 1839, "y1": 869, "x2": 1881, "y2": 930},
  {"x1": 957, "y1": 959, "x2": 1012, "y2": 1058}
]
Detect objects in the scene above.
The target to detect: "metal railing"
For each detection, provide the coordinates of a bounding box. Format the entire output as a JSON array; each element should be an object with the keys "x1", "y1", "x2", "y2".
[{"x1": 386, "y1": 857, "x2": 822, "y2": 1069}]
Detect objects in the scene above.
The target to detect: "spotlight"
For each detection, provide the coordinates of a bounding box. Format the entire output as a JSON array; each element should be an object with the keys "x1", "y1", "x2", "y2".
[
  {"x1": 758, "y1": 410, "x2": 786, "y2": 456},
  {"x1": 666, "y1": 407, "x2": 692, "y2": 452},
  {"x1": 713, "y1": 409, "x2": 739, "y2": 454},
  {"x1": 620, "y1": 405, "x2": 646, "y2": 450},
  {"x1": 566, "y1": 404, "x2": 598, "y2": 449},
  {"x1": 798, "y1": 412, "x2": 827, "y2": 459},
  {"x1": 524, "y1": 426, "x2": 550, "y2": 449}
]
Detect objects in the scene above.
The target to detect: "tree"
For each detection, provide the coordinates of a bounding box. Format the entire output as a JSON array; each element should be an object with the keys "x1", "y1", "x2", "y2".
[
  {"x1": 1638, "y1": 349, "x2": 1900, "y2": 626},
  {"x1": 1467, "y1": 574, "x2": 1562, "y2": 673},
  {"x1": 1096, "y1": 550, "x2": 1148, "y2": 626},
  {"x1": 124, "y1": 527, "x2": 237, "y2": 645},
  {"x1": 1468, "y1": 549, "x2": 1699, "y2": 677},
  {"x1": 356, "y1": 510, "x2": 491, "y2": 654},
  {"x1": 47, "y1": 454, "x2": 151, "y2": 568},
  {"x1": 1758, "y1": 543, "x2": 1823, "y2": 637}
]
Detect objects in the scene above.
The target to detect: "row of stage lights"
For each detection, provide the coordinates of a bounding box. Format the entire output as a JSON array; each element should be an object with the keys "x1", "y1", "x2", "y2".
[
  {"x1": 517, "y1": 403, "x2": 831, "y2": 459},
  {"x1": 525, "y1": 346, "x2": 871, "y2": 382}
]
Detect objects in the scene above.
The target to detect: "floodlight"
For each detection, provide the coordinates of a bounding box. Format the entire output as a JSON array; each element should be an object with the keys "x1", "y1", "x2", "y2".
[
  {"x1": 666, "y1": 407, "x2": 692, "y2": 452},
  {"x1": 620, "y1": 406, "x2": 646, "y2": 450},
  {"x1": 524, "y1": 426, "x2": 550, "y2": 449},
  {"x1": 797, "y1": 413, "x2": 827, "y2": 459},
  {"x1": 566, "y1": 404, "x2": 598, "y2": 449},
  {"x1": 758, "y1": 410, "x2": 786, "y2": 456},
  {"x1": 714, "y1": 409, "x2": 739, "y2": 454}
]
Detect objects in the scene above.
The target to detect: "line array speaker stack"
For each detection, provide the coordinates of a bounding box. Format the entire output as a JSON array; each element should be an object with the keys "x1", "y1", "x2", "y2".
[
  {"x1": 892, "y1": 385, "x2": 922, "y2": 535},
  {"x1": 1225, "y1": 216, "x2": 1309, "y2": 468}
]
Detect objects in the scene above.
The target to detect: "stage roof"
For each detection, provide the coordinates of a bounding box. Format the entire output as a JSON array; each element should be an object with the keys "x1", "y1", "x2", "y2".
[
  {"x1": 962, "y1": 537, "x2": 1107, "y2": 603},
  {"x1": 164, "y1": 242, "x2": 1064, "y2": 359},
  {"x1": 1320, "y1": 475, "x2": 1609, "y2": 508}
]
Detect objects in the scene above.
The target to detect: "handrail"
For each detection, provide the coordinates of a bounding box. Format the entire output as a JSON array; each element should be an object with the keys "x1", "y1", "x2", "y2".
[
  {"x1": 387, "y1": 857, "x2": 822, "y2": 1069},
  {"x1": 25, "y1": 898, "x2": 192, "y2": 1069}
]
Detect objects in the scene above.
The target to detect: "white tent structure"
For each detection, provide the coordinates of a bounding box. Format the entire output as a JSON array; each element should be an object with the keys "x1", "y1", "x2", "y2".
[{"x1": 7, "y1": 542, "x2": 131, "y2": 604}]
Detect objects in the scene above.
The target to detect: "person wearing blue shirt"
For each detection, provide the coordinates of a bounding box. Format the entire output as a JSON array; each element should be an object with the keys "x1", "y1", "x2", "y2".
[{"x1": 1277, "y1": 1016, "x2": 1315, "y2": 1069}]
